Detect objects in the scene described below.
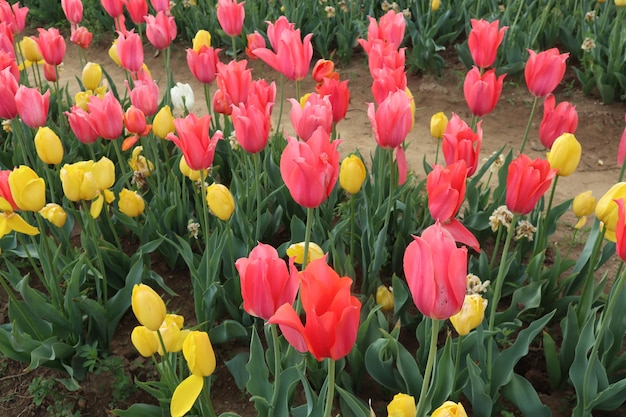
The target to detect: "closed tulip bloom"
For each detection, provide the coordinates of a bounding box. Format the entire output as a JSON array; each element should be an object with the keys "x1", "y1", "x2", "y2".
[
  {"x1": 70, "y1": 25, "x2": 92, "y2": 49},
  {"x1": 150, "y1": 0, "x2": 170, "y2": 12},
  {"x1": 431, "y1": 401, "x2": 468, "y2": 417},
  {"x1": 19, "y1": 36, "x2": 42, "y2": 62},
  {"x1": 235, "y1": 243, "x2": 298, "y2": 320},
  {"x1": 468, "y1": 19, "x2": 507, "y2": 68},
  {"x1": 129, "y1": 70, "x2": 159, "y2": 116},
  {"x1": 192, "y1": 29, "x2": 212, "y2": 52},
  {"x1": 9, "y1": 166, "x2": 46, "y2": 212},
  {"x1": 60, "y1": 161, "x2": 98, "y2": 202},
  {"x1": 506, "y1": 154, "x2": 557, "y2": 215},
  {"x1": 206, "y1": 183, "x2": 234, "y2": 221},
  {"x1": 617, "y1": 0, "x2": 626, "y2": 5},
  {"x1": 450, "y1": 294, "x2": 487, "y2": 336},
  {"x1": 15, "y1": 86, "x2": 49, "y2": 128},
  {"x1": 269, "y1": 258, "x2": 362, "y2": 360},
  {"x1": 65, "y1": 106, "x2": 99, "y2": 144},
  {"x1": 340, "y1": 154, "x2": 366, "y2": 194},
  {"x1": 368, "y1": 89, "x2": 412, "y2": 150},
  {"x1": 248, "y1": 79, "x2": 276, "y2": 113},
  {"x1": 442, "y1": 116, "x2": 482, "y2": 177},
  {"x1": 547, "y1": 133, "x2": 581, "y2": 177},
  {"x1": 179, "y1": 155, "x2": 207, "y2": 182},
  {"x1": 596, "y1": 182, "x2": 626, "y2": 242},
  {"x1": 131, "y1": 326, "x2": 158, "y2": 357},
  {"x1": 463, "y1": 67, "x2": 505, "y2": 117},
  {"x1": 145, "y1": 11, "x2": 177, "y2": 50},
  {"x1": 167, "y1": 112, "x2": 223, "y2": 171},
  {"x1": 216, "y1": 0, "x2": 245, "y2": 37},
  {"x1": 81, "y1": 62, "x2": 102, "y2": 91},
  {"x1": 124, "y1": 105, "x2": 149, "y2": 137},
  {"x1": 289, "y1": 94, "x2": 333, "y2": 141},
  {"x1": 39, "y1": 203, "x2": 67, "y2": 227},
  {"x1": 116, "y1": 31, "x2": 144, "y2": 73},
  {"x1": 358, "y1": 10, "x2": 406, "y2": 52},
  {"x1": 286, "y1": 241, "x2": 325, "y2": 265},
  {"x1": 101, "y1": 0, "x2": 124, "y2": 17},
  {"x1": 231, "y1": 102, "x2": 271, "y2": 153},
  {"x1": 216, "y1": 59, "x2": 252, "y2": 107},
  {"x1": 108, "y1": 40, "x2": 122, "y2": 67},
  {"x1": 186, "y1": 46, "x2": 221, "y2": 84},
  {"x1": 427, "y1": 161, "x2": 466, "y2": 221},
  {"x1": 0, "y1": 67, "x2": 18, "y2": 120},
  {"x1": 43, "y1": 62, "x2": 58, "y2": 82},
  {"x1": 254, "y1": 27, "x2": 313, "y2": 81},
  {"x1": 280, "y1": 129, "x2": 341, "y2": 208},
  {"x1": 34, "y1": 126, "x2": 64, "y2": 165},
  {"x1": 524, "y1": 48, "x2": 569, "y2": 97},
  {"x1": 87, "y1": 91, "x2": 124, "y2": 140},
  {"x1": 376, "y1": 285, "x2": 394, "y2": 312},
  {"x1": 34, "y1": 27, "x2": 66, "y2": 66},
  {"x1": 315, "y1": 77, "x2": 350, "y2": 124},
  {"x1": 431, "y1": 0, "x2": 440, "y2": 10},
  {"x1": 153, "y1": 105, "x2": 175, "y2": 139},
  {"x1": 118, "y1": 188, "x2": 145, "y2": 217},
  {"x1": 539, "y1": 94, "x2": 578, "y2": 149},
  {"x1": 430, "y1": 112, "x2": 448, "y2": 139},
  {"x1": 131, "y1": 284, "x2": 166, "y2": 331},
  {"x1": 124, "y1": 0, "x2": 148, "y2": 24},
  {"x1": 387, "y1": 393, "x2": 416, "y2": 417},
  {"x1": 571, "y1": 190, "x2": 594, "y2": 227},
  {"x1": 245, "y1": 31, "x2": 265, "y2": 59},
  {"x1": 171, "y1": 82, "x2": 195, "y2": 113}
]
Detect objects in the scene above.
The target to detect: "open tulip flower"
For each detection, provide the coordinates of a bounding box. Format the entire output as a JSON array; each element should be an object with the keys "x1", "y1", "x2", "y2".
[
  {"x1": 60, "y1": 157, "x2": 116, "y2": 218},
  {"x1": 505, "y1": 154, "x2": 557, "y2": 215},
  {"x1": 231, "y1": 101, "x2": 272, "y2": 153},
  {"x1": 216, "y1": 59, "x2": 252, "y2": 108},
  {"x1": 8, "y1": 166, "x2": 46, "y2": 212},
  {"x1": 289, "y1": 93, "x2": 333, "y2": 141},
  {"x1": 145, "y1": 10, "x2": 177, "y2": 50},
  {"x1": 467, "y1": 19, "x2": 508, "y2": 68},
  {"x1": 358, "y1": 9, "x2": 406, "y2": 52},
  {"x1": 253, "y1": 24, "x2": 313, "y2": 81},
  {"x1": 167, "y1": 112, "x2": 223, "y2": 171}
]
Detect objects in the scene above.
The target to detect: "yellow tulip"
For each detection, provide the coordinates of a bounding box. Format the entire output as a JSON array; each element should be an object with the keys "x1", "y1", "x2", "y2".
[
  {"x1": 74, "y1": 91, "x2": 91, "y2": 111},
  {"x1": 546, "y1": 133, "x2": 581, "y2": 177},
  {"x1": 0, "y1": 211, "x2": 39, "y2": 239},
  {"x1": 572, "y1": 190, "x2": 596, "y2": 229},
  {"x1": 157, "y1": 322, "x2": 185, "y2": 355},
  {"x1": 449, "y1": 294, "x2": 487, "y2": 336},
  {"x1": 153, "y1": 105, "x2": 175, "y2": 139},
  {"x1": 60, "y1": 161, "x2": 96, "y2": 202},
  {"x1": 9, "y1": 166, "x2": 46, "y2": 212},
  {"x1": 376, "y1": 285, "x2": 394, "y2": 312},
  {"x1": 108, "y1": 40, "x2": 121, "y2": 66},
  {"x1": 430, "y1": 112, "x2": 448, "y2": 139},
  {"x1": 92, "y1": 157, "x2": 116, "y2": 191},
  {"x1": 82, "y1": 62, "x2": 102, "y2": 91},
  {"x1": 405, "y1": 88, "x2": 416, "y2": 130},
  {"x1": 183, "y1": 331, "x2": 216, "y2": 377},
  {"x1": 179, "y1": 155, "x2": 206, "y2": 182},
  {"x1": 206, "y1": 183, "x2": 235, "y2": 221},
  {"x1": 34, "y1": 126, "x2": 64, "y2": 165},
  {"x1": 386, "y1": 393, "x2": 416, "y2": 417},
  {"x1": 19, "y1": 36, "x2": 42, "y2": 62},
  {"x1": 339, "y1": 155, "x2": 367, "y2": 194},
  {"x1": 93, "y1": 85, "x2": 108, "y2": 99},
  {"x1": 131, "y1": 326, "x2": 159, "y2": 357},
  {"x1": 131, "y1": 284, "x2": 167, "y2": 332},
  {"x1": 596, "y1": 182, "x2": 626, "y2": 242},
  {"x1": 431, "y1": 401, "x2": 468, "y2": 417},
  {"x1": 118, "y1": 188, "x2": 145, "y2": 217},
  {"x1": 192, "y1": 30, "x2": 212, "y2": 52},
  {"x1": 39, "y1": 203, "x2": 67, "y2": 227},
  {"x1": 286, "y1": 241, "x2": 325, "y2": 264},
  {"x1": 431, "y1": 0, "x2": 441, "y2": 10},
  {"x1": 616, "y1": 0, "x2": 625, "y2": 6}
]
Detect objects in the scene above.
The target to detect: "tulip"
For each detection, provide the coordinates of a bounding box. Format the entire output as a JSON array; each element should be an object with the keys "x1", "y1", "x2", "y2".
[
  {"x1": 216, "y1": 59, "x2": 252, "y2": 108},
  {"x1": 179, "y1": 155, "x2": 207, "y2": 182},
  {"x1": 524, "y1": 48, "x2": 569, "y2": 97},
  {"x1": 0, "y1": 170, "x2": 17, "y2": 210},
  {"x1": 572, "y1": 190, "x2": 596, "y2": 229},
  {"x1": 15, "y1": 86, "x2": 49, "y2": 128},
  {"x1": 387, "y1": 393, "x2": 416, "y2": 417},
  {"x1": 70, "y1": 25, "x2": 92, "y2": 49},
  {"x1": 315, "y1": 77, "x2": 350, "y2": 125},
  {"x1": 167, "y1": 112, "x2": 223, "y2": 171},
  {"x1": 212, "y1": 88, "x2": 232, "y2": 115},
  {"x1": 245, "y1": 31, "x2": 265, "y2": 59},
  {"x1": 618, "y1": 114, "x2": 626, "y2": 166},
  {"x1": 34, "y1": 27, "x2": 65, "y2": 66},
  {"x1": 231, "y1": 102, "x2": 271, "y2": 153},
  {"x1": 280, "y1": 129, "x2": 341, "y2": 208},
  {"x1": 186, "y1": 46, "x2": 221, "y2": 84},
  {"x1": 108, "y1": 40, "x2": 122, "y2": 67},
  {"x1": 427, "y1": 161, "x2": 467, "y2": 224},
  {"x1": 431, "y1": 0, "x2": 440, "y2": 11},
  {"x1": 235, "y1": 243, "x2": 298, "y2": 320},
  {"x1": 192, "y1": 29, "x2": 212, "y2": 52},
  {"x1": 358, "y1": 10, "x2": 406, "y2": 52},
  {"x1": 128, "y1": 146, "x2": 154, "y2": 177},
  {"x1": 442, "y1": 114, "x2": 482, "y2": 177},
  {"x1": 9, "y1": 166, "x2": 46, "y2": 212},
  {"x1": 19, "y1": 36, "x2": 42, "y2": 63},
  {"x1": 0, "y1": 67, "x2": 18, "y2": 120},
  {"x1": 247, "y1": 79, "x2": 276, "y2": 114},
  {"x1": 131, "y1": 326, "x2": 158, "y2": 357},
  {"x1": 368, "y1": 89, "x2": 413, "y2": 150},
  {"x1": 339, "y1": 154, "x2": 367, "y2": 194},
  {"x1": 82, "y1": 62, "x2": 102, "y2": 91},
  {"x1": 376, "y1": 285, "x2": 394, "y2": 312},
  {"x1": 171, "y1": 82, "x2": 195, "y2": 113},
  {"x1": 450, "y1": 294, "x2": 487, "y2": 336},
  {"x1": 546, "y1": 133, "x2": 581, "y2": 177},
  {"x1": 614, "y1": 199, "x2": 626, "y2": 260},
  {"x1": 265, "y1": 16, "x2": 295, "y2": 51},
  {"x1": 124, "y1": 105, "x2": 150, "y2": 137},
  {"x1": 206, "y1": 183, "x2": 235, "y2": 221},
  {"x1": 145, "y1": 10, "x2": 177, "y2": 50},
  {"x1": 403, "y1": 222, "x2": 468, "y2": 320},
  {"x1": 60, "y1": 161, "x2": 98, "y2": 202},
  {"x1": 34, "y1": 126, "x2": 64, "y2": 165},
  {"x1": 118, "y1": 188, "x2": 145, "y2": 217},
  {"x1": 156, "y1": 314, "x2": 188, "y2": 355},
  {"x1": 66, "y1": 106, "x2": 99, "y2": 144},
  {"x1": 43, "y1": 62, "x2": 58, "y2": 82},
  {"x1": 86, "y1": 91, "x2": 124, "y2": 140},
  {"x1": 506, "y1": 154, "x2": 557, "y2": 215},
  {"x1": 150, "y1": 0, "x2": 170, "y2": 13},
  {"x1": 289, "y1": 93, "x2": 334, "y2": 141},
  {"x1": 312, "y1": 59, "x2": 338, "y2": 84},
  {"x1": 125, "y1": 0, "x2": 148, "y2": 24},
  {"x1": 596, "y1": 182, "x2": 626, "y2": 242},
  {"x1": 116, "y1": 30, "x2": 144, "y2": 73},
  {"x1": 269, "y1": 258, "x2": 362, "y2": 360},
  {"x1": 430, "y1": 112, "x2": 448, "y2": 139},
  {"x1": 253, "y1": 26, "x2": 313, "y2": 81},
  {"x1": 467, "y1": 19, "x2": 507, "y2": 68},
  {"x1": 0, "y1": 2, "x2": 28, "y2": 35},
  {"x1": 539, "y1": 94, "x2": 578, "y2": 149},
  {"x1": 39, "y1": 203, "x2": 67, "y2": 228},
  {"x1": 431, "y1": 401, "x2": 468, "y2": 417},
  {"x1": 131, "y1": 284, "x2": 166, "y2": 331},
  {"x1": 463, "y1": 66, "x2": 505, "y2": 117},
  {"x1": 128, "y1": 70, "x2": 159, "y2": 117},
  {"x1": 216, "y1": 0, "x2": 245, "y2": 37},
  {"x1": 286, "y1": 241, "x2": 325, "y2": 265},
  {"x1": 366, "y1": 41, "x2": 406, "y2": 78},
  {"x1": 0, "y1": 206, "x2": 39, "y2": 239},
  {"x1": 153, "y1": 105, "x2": 175, "y2": 139}
]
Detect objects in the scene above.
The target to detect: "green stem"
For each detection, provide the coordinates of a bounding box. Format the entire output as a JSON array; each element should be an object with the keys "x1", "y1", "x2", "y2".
[
  {"x1": 535, "y1": 176, "x2": 559, "y2": 255},
  {"x1": 302, "y1": 207, "x2": 314, "y2": 270},
  {"x1": 113, "y1": 139, "x2": 131, "y2": 187},
  {"x1": 201, "y1": 379, "x2": 217, "y2": 417},
  {"x1": 163, "y1": 46, "x2": 173, "y2": 108},
  {"x1": 519, "y1": 96, "x2": 539, "y2": 154},
  {"x1": 269, "y1": 324, "x2": 282, "y2": 417},
  {"x1": 576, "y1": 223, "x2": 606, "y2": 326},
  {"x1": 323, "y1": 358, "x2": 336, "y2": 417},
  {"x1": 199, "y1": 170, "x2": 212, "y2": 272},
  {"x1": 434, "y1": 139, "x2": 441, "y2": 165},
  {"x1": 276, "y1": 74, "x2": 285, "y2": 135},
  {"x1": 618, "y1": 159, "x2": 626, "y2": 182},
  {"x1": 414, "y1": 319, "x2": 440, "y2": 417},
  {"x1": 453, "y1": 334, "x2": 463, "y2": 396},
  {"x1": 489, "y1": 223, "x2": 505, "y2": 272},
  {"x1": 254, "y1": 152, "x2": 262, "y2": 242},
  {"x1": 349, "y1": 194, "x2": 355, "y2": 264},
  {"x1": 231, "y1": 35, "x2": 237, "y2": 58}
]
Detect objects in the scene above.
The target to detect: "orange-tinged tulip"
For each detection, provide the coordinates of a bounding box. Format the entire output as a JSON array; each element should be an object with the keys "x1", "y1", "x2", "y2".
[
  {"x1": 131, "y1": 284, "x2": 167, "y2": 332},
  {"x1": 39, "y1": 203, "x2": 67, "y2": 227},
  {"x1": 431, "y1": 401, "x2": 468, "y2": 417},
  {"x1": 206, "y1": 183, "x2": 234, "y2": 221},
  {"x1": 450, "y1": 294, "x2": 487, "y2": 336},
  {"x1": 315, "y1": 77, "x2": 350, "y2": 124},
  {"x1": 376, "y1": 285, "x2": 394, "y2": 312},
  {"x1": 387, "y1": 393, "x2": 416, "y2": 417},
  {"x1": 34, "y1": 126, "x2": 64, "y2": 165},
  {"x1": 547, "y1": 133, "x2": 581, "y2": 177},
  {"x1": 131, "y1": 326, "x2": 158, "y2": 357},
  {"x1": 82, "y1": 62, "x2": 102, "y2": 91},
  {"x1": 9, "y1": 166, "x2": 46, "y2": 212},
  {"x1": 430, "y1": 112, "x2": 448, "y2": 139},
  {"x1": 118, "y1": 188, "x2": 145, "y2": 217},
  {"x1": 339, "y1": 154, "x2": 367, "y2": 194},
  {"x1": 286, "y1": 241, "x2": 325, "y2": 265}
]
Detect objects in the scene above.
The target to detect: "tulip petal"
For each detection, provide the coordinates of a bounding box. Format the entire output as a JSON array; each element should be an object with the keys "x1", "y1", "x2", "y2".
[
  {"x1": 6, "y1": 213, "x2": 39, "y2": 236},
  {"x1": 268, "y1": 303, "x2": 308, "y2": 353},
  {"x1": 90, "y1": 193, "x2": 104, "y2": 218},
  {"x1": 441, "y1": 218, "x2": 480, "y2": 252},
  {"x1": 170, "y1": 374, "x2": 204, "y2": 417}
]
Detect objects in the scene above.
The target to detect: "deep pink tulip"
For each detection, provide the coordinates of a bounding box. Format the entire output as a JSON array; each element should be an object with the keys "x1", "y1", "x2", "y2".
[
  {"x1": 231, "y1": 102, "x2": 271, "y2": 153},
  {"x1": 524, "y1": 48, "x2": 569, "y2": 97},
  {"x1": 0, "y1": 67, "x2": 18, "y2": 119},
  {"x1": 61, "y1": 0, "x2": 83, "y2": 25},
  {"x1": 245, "y1": 31, "x2": 265, "y2": 60},
  {"x1": 315, "y1": 77, "x2": 350, "y2": 125},
  {"x1": 86, "y1": 91, "x2": 124, "y2": 140},
  {"x1": 371, "y1": 66, "x2": 407, "y2": 105},
  {"x1": 253, "y1": 28, "x2": 313, "y2": 81},
  {"x1": 366, "y1": 40, "x2": 405, "y2": 77},
  {"x1": 368, "y1": 89, "x2": 412, "y2": 150},
  {"x1": 358, "y1": 9, "x2": 405, "y2": 53},
  {"x1": 124, "y1": 0, "x2": 148, "y2": 24},
  {"x1": 442, "y1": 114, "x2": 482, "y2": 177},
  {"x1": 506, "y1": 154, "x2": 557, "y2": 215},
  {"x1": 268, "y1": 258, "x2": 361, "y2": 361},
  {"x1": 280, "y1": 128, "x2": 341, "y2": 208},
  {"x1": 34, "y1": 28, "x2": 66, "y2": 66},
  {"x1": 145, "y1": 11, "x2": 176, "y2": 50},
  {"x1": 216, "y1": 59, "x2": 252, "y2": 107},
  {"x1": 288, "y1": 93, "x2": 333, "y2": 142},
  {"x1": 217, "y1": 0, "x2": 245, "y2": 37},
  {"x1": 618, "y1": 114, "x2": 626, "y2": 166},
  {"x1": 463, "y1": 66, "x2": 505, "y2": 117},
  {"x1": 0, "y1": 50, "x2": 18, "y2": 80},
  {"x1": 265, "y1": 16, "x2": 294, "y2": 51},
  {"x1": 65, "y1": 106, "x2": 99, "y2": 144},
  {"x1": 101, "y1": 0, "x2": 124, "y2": 18},
  {"x1": 166, "y1": 112, "x2": 223, "y2": 171},
  {"x1": 467, "y1": 19, "x2": 507, "y2": 68},
  {"x1": 235, "y1": 243, "x2": 298, "y2": 320},
  {"x1": 15, "y1": 86, "x2": 49, "y2": 128},
  {"x1": 70, "y1": 25, "x2": 93, "y2": 49},
  {"x1": 116, "y1": 30, "x2": 144, "y2": 73},
  {"x1": 248, "y1": 79, "x2": 276, "y2": 113},
  {"x1": 404, "y1": 221, "x2": 468, "y2": 320},
  {"x1": 186, "y1": 46, "x2": 221, "y2": 84},
  {"x1": 538, "y1": 94, "x2": 578, "y2": 149},
  {"x1": 128, "y1": 69, "x2": 159, "y2": 117},
  {"x1": 615, "y1": 199, "x2": 626, "y2": 261},
  {"x1": 150, "y1": 0, "x2": 170, "y2": 13},
  {"x1": 0, "y1": 1, "x2": 27, "y2": 35}
]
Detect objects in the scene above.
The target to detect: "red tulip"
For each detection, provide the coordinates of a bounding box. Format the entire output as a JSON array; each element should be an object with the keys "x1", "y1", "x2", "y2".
[
  {"x1": 116, "y1": 30, "x2": 144, "y2": 73},
  {"x1": 216, "y1": 59, "x2": 252, "y2": 107},
  {"x1": 280, "y1": 128, "x2": 341, "y2": 208},
  {"x1": 122, "y1": 105, "x2": 151, "y2": 150},
  {"x1": 404, "y1": 221, "x2": 467, "y2": 320},
  {"x1": 0, "y1": 67, "x2": 18, "y2": 119},
  {"x1": 216, "y1": 0, "x2": 245, "y2": 37},
  {"x1": 524, "y1": 48, "x2": 569, "y2": 97},
  {"x1": 442, "y1": 114, "x2": 482, "y2": 177},
  {"x1": 268, "y1": 258, "x2": 361, "y2": 361},
  {"x1": 614, "y1": 199, "x2": 626, "y2": 261},
  {"x1": 186, "y1": 46, "x2": 221, "y2": 84},
  {"x1": 66, "y1": 106, "x2": 99, "y2": 144},
  {"x1": 231, "y1": 102, "x2": 271, "y2": 153},
  {"x1": 618, "y1": 114, "x2": 626, "y2": 166},
  {"x1": 70, "y1": 26, "x2": 93, "y2": 49},
  {"x1": 463, "y1": 66, "x2": 505, "y2": 117},
  {"x1": 245, "y1": 31, "x2": 265, "y2": 60},
  {"x1": 101, "y1": 0, "x2": 124, "y2": 18},
  {"x1": 467, "y1": 19, "x2": 507, "y2": 68},
  {"x1": 315, "y1": 77, "x2": 350, "y2": 125},
  {"x1": 0, "y1": 1, "x2": 27, "y2": 35},
  {"x1": 289, "y1": 93, "x2": 333, "y2": 141},
  {"x1": 265, "y1": 16, "x2": 294, "y2": 51},
  {"x1": 128, "y1": 69, "x2": 159, "y2": 117},
  {"x1": 358, "y1": 9, "x2": 405, "y2": 53},
  {"x1": 124, "y1": 0, "x2": 148, "y2": 24},
  {"x1": 167, "y1": 112, "x2": 223, "y2": 171},
  {"x1": 86, "y1": 91, "x2": 124, "y2": 140},
  {"x1": 538, "y1": 94, "x2": 578, "y2": 149},
  {"x1": 506, "y1": 154, "x2": 557, "y2": 215},
  {"x1": 15, "y1": 86, "x2": 49, "y2": 128},
  {"x1": 62, "y1": 0, "x2": 83, "y2": 25},
  {"x1": 34, "y1": 28, "x2": 66, "y2": 66},
  {"x1": 235, "y1": 243, "x2": 298, "y2": 320},
  {"x1": 371, "y1": 66, "x2": 407, "y2": 105},
  {"x1": 253, "y1": 27, "x2": 313, "y2": 81},
  {"x1": 145, "y1": 11, "x2": 176, "y2": 50}
]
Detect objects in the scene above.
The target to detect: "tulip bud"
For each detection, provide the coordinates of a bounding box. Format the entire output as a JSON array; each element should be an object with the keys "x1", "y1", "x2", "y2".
[
  {"x1": 286, "y1": 241, "x2": 325, "y2": 265},
  {"x1": 153, "y1": 105, "x2": 175, "y2": 139},
  {"x1": 386, "y1": 393, "x2": 416, "y2": 417},
  {"x1": 376, "y1": 285, "x2": 394, "y2": 312},
  {"x1": 431, "y1": 0, "x2": 441, "y2": 11},
  {"x1": 183, "y1": 331, "x2": 216, "y2": 377},
  {"x1": 20, "y1": 36, "x2": 42, "y2": 62},
  {"x1": 572, "y1": 190, "x2": 596, "y2": 229},
  {"x1": 546, "y1": 133, "x2": 581, "y2": 177},
  {"x1": 131, "y1": 284, "x2": 167, "y2": 331},
  {"x1": 596, "y1": 182, "x2": 626, "y2": 242},
  {"x1": 82, "y1": 62, "x2": 102, "y2": 91},
  {"x1": 171, "y1": 82, "x2": 194, "y2": 113},
  {"x1": 39, "y1": 203, "x2": 67, "y2": 227},
  {"x1": 430, "y1": 112, "x2": 448, "y2": 139},
  {"x1": 431, "y1": 401, "x2": 468, "y2": 417},
  {"x1": 339, "y1": 155, "x2": 367, "y2": 194},
  {"x1": 118, "y1": 188, "x2": 145, "y2": 217},
  {"x1": 9, "y1": 166, "x2": 46, "y2": 212},
  {"x1": 206, "y1": 183, "x2": 235, "y2": 221},
  {"x1": 108, "y1": 41, "x2": 122, "y2": 66},
  {"x1": 131, "y1": 326, "x2": 159, "y2": 357},
  {"x1": 34, "y1": 126, "x2": 64, "y2": 165},
  {"x1": 192, "y1": 29, "x2": 212, "y2": 52},
  {"x1": 449, "y1": 294, "x2": 487, "y2": 336}
]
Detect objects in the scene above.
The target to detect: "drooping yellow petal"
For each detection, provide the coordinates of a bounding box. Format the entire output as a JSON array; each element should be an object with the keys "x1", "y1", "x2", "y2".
[
  {"x1": 90, "y1": 193, "x2": 104, "y2": 218},
  {"x1": 170, "y1": 374, "x2": 204, "y2": 417},
  {"x1": 6, "y1": 212, "x2": 39, "y2": 236}
]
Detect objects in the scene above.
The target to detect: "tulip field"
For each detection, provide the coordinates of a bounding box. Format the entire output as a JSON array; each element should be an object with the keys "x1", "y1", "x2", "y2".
[{"x1": 2, "y1": 0, "x2": 626, "y2": 416}]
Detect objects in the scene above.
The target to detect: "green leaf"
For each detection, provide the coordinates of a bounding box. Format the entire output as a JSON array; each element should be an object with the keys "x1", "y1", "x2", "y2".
[
  {"x1": 464, "y1": 358, "x2": 492, "y2": 417},
  {"x1": 225, "y1": 352, "x2": 249, "y2": 391},
  {"x1": 246, "y1": 327, "x2": 272, "y2": 417},
  {"x1": 337, "y1": 385, "x2": 370, "y2": 417},
  {"x1": 501, "y1": 373, "x2": 551, "y2": 417},
  {"x1": 209, "y1": 320, "x2": 249, "y2": 344},
  {"x1": 112, "y1": 403, "x2": 164, "y2": 417},
  {"x1": 542, "y1": 331, "x2": 562, "y2": 389}
]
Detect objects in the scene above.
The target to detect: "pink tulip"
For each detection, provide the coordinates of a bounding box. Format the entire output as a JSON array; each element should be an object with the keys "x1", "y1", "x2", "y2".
[
  {"x1": 615, "y1": 199, "x2": 626, "y2": 261},
  {"x1": 145, "y1": 11, "x2": 176, "y2": 49},
  {"x1": 315, "y1": 77, "x2": 350, "y2": 125},
  {"x1": 186, "y1": 46, "x2": 221, "y2": 84},
  {"x1": 86, "y1": 91, "x2": 124, "y2": 140},
  {"x1": 0, "y1": 1, "x2": 27, "y2": 35},
  {"x1": 216, "y1": 59, "x2": 252, "y2": 107},
  {"x1": 538, "y1": 94, "x2": 578, "y2": 149},
  {"x1": 442, "y1": 114, "x2": 482, "y2": 177},
  {"x1": 265, "y1": 16, "x2": 294, "y2": 51},
  {"x1": 463, "y1": 66, "x2": 505, "y2": 117},
  {"x1": 235, "y1": 243, "x2": 298, "y2": 320},
  {"x1": 0, "y1": 67, "x2": 18, "y2": 119},
  {"x1": 0, "y1": 50, "x2": 18, "y2": 80},
  {"x1": 217, "y1": 0, "x2": 245, "y2": 37},
  {"x1": 34, "y1": 28, "x2": 66, "y2": 66},
  {"x1": 15, "y1": 86, "x2": 49, "y2": 128},
  {"x1": 280, "y1": 128, "x2": 341, "y2": 208},
  {"x1": 245, "y1": 31, "x2": 265, "y2": 60},
  {"x1": 212, "y1": 88, "x2": 232, "y2": 116},
  {"x1": 62, "y1": 0, "x2": 83, "y2": 25},
  {"x1": 253, "y1": 27, "x2": 313, "y2": 81},
  {"x1": 124, "y1": 0, "x2": 148, "y2": 24},
  {"x1": 70, "y1": 26, "x2": 93, "y2": 49},
  {"x1": 467, "y1": 19, "x2": 507, "y2": 68},
  {"x1": 247, "y1": 79, "x2": 276, "y2": 113},
  {"x1": 367, "y1": 89, "x2": 412, "y2": 150},
  {"x1": 371, "y1": 66, "x2": 407, "y2": 105},
  {"x1": 128, "y1": 68, "x2": 159, "y2": 116},
  {"x1": 65, "y1": 106, "x2": 99, "y2": 144},
  {"x1": 524, "y1": 48, "x2": 569, "y2": 97},
  {"x1": 231, "y1": 102, "x2": 271, "y2": 153},
  {"x1": 289, "y1": 93, "x2": 333, "y2": 142},
  {"x1": 166, "y1": 112, "x2": 223, "y2": 171},
  {"x1": 366, "y1": 40, "x2": 405, "y2": 77},
  {"x1": 506, "y1": 154, "x2": 557, "y2": 215},
  {"x1": 150, "y1": 0, "x2": 170, "y2": 13},
  {"x1": 116, "y1": 30, "x2": 144, "y2": 73},
  {"x1": 358, "y1": 9, "x2": 406, "y2": 53},
  {"x1": 403, "y1": 221, "x2": 468, "y2": 320},
  {"x1": 618, "y1": 114, "x2": 626, "y2": 166},
  {"x1": 101, "y1": 0, "x2": 124, "y2": 18},
  {"x1": 43, "y1": 62, "x2": 58, "y2": 82}
]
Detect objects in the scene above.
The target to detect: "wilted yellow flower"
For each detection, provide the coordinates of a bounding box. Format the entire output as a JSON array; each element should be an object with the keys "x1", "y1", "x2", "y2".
[
  {"x1": 192, "y1": 29, "x2": 212, "y2": 52},
  {"x1": 131, "y1": 284, "x2": 167, "y2": 332},
  {"x1": 572, "y1": 190, "x2": 596, "y2": 229},
  {"x1": 286, "y1": 241, "x2": 325, "y2": 264},
  {"x1": 118, "y1": 188, "x2": 145, "y2": 217},
  {"x1": 128, "y1": 146, "x2": 154, "y2": 177},
  {"x1": 595, "y1": 182, "x2": 626, "y2": 242},
  {"x1": 431, "y1": 401, "x2": 468, "y2": 417},
  {"x1": 449, "y1": 294, "x2": 487, "y2": 336},
  {"x1": 430, "y1": 112, "x2": 448, "y2": 139},
  {"x1": 153, "y1": 105, "x2": 175, "y2": 139},
  {"x1": 131, "y1": 326, "x2": 159, "y2": 357},
  {"x1": 19, "y1": 36, "x2": 42, "y2": 62},
  {"x1": 547, "y1": 133, "x2": 581, "y2": 177},
  {"x1": 340, "y1": 155, "x2": 367, "y2": 194},
  {"x1": 206, "y1": 183, "x2": 235, "y2": 221},
  {"x1": 34, "y1": 126, "x2": 64, "y2": 165},
  {"x1": 39, "y1": 203, "x2": 67, "y2": 227},
  {"x1": 82, "y1": 62, "x2": 102, "y2": 91},
  {"x1": 387, "y1": 393, "x2": 416, "y2": 417},
  {"x1": 9, "y1": 166, "x2": 46, "y2": 212},
  {"x1": 376, "y1": 285, "x2": 394, "y2": 312}
]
